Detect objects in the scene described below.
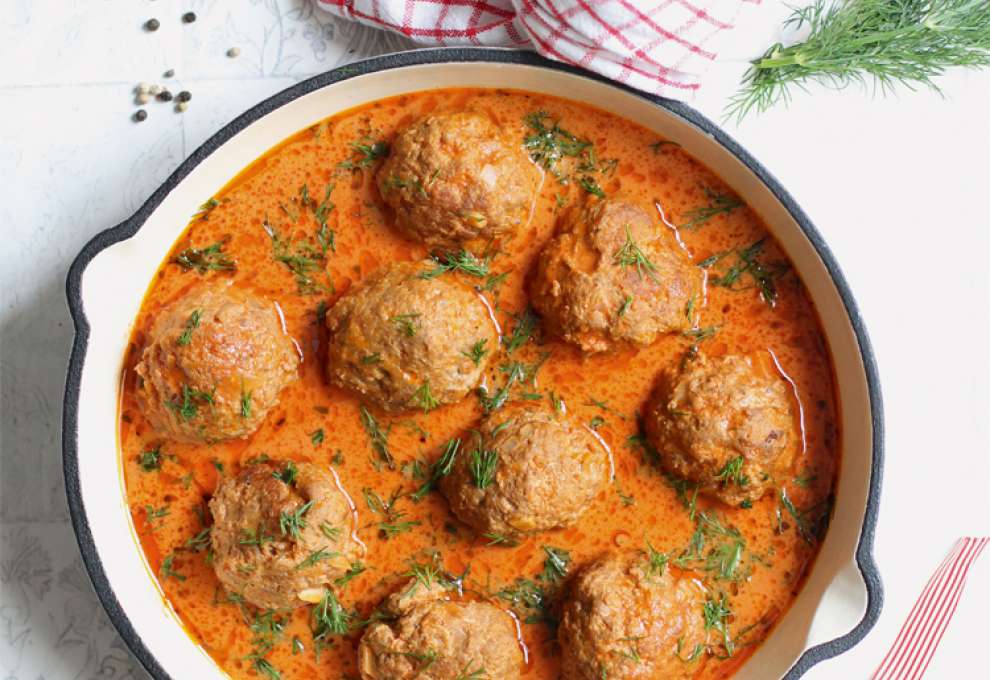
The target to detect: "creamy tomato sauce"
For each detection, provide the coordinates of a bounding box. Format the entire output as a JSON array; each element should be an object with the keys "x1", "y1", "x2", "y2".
[{"x1": 119, "y1": 88, "x2": 839, "y2": 679}]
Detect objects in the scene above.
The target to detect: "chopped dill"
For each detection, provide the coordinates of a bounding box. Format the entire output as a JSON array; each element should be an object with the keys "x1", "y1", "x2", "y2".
[
  {"x1": 137, "y1": 446, "x2": 163, "y2": 472},
  {"x1": 409, "y1": 381, "x2": 440, "y2": 413},
  {"x1": 613, "y1": 227, "x2": 660, "y2": 282},
  {"x1": 391, "y1": 313, "x2": 420, "y2": 337},
  {"x1": 679, "y1": 187, "x2": 743, "y2": 231},
  {"x1": 172, "y1": 240, "x2": 235, "y2": 274},
  {"x1": 540, "y1": 546, "x2": 571, "y2": 583},
  {"x1": 272, "y1": 460, "x2": 298, "y2": 486},
  {"x1": 469, "y1": 447, "x2": 498, "y2": 489},
  {"x1": 462, "y1": 338, "x2": 489, "y2": 366},
  {"x1": 504, "y1": 308, "x2": 538, "y2": 353},
  {"x1": 296, "y1": 547, "x2": 338, "y2": 571},
  {"x1": 176, "y1": 310, "x2": 201, "y2": 346},
  {"x1": 359, "y1": 406, "x2": 394, "y2": 468},
  {"x1": 279, "y1": 501, "x2": 314, "y2": 539},
  {"x1": 160, "y1": 554, "x2": 186, "y2": 581},
  {"x1": 411, "y1": 438, "x2": 461, "y2": 501},
  {"x1": 700, "y1": 238, "x2": 788, "y2": 308},
  {"x1": 419, "y1": 250, "x2": 490, "y2": 279}
]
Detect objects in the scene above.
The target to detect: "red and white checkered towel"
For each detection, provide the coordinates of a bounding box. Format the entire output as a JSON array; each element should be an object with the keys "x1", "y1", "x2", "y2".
[{"x1": 317, "y1": 0, "x2": 768, "y2": 99}]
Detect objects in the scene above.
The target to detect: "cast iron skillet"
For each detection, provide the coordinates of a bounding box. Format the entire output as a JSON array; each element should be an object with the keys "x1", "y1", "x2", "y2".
[{"x1": 63, "y1": 47, "x2": 884, "y2": 679}]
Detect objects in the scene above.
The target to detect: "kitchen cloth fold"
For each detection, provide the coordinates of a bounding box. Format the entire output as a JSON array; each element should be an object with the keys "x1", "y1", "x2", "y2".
[{"x1": 317, "y1": 0, "x2": 773, "y2": 100}]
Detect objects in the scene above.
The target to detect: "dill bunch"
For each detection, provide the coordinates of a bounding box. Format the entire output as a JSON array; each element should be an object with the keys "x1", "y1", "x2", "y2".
[{"x1": 728, "y1": 0, "x2": 990, "y2": 120}]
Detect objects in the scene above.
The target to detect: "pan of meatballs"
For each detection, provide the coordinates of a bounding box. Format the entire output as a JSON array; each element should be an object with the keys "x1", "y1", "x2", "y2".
[{"x1": 63, "y1": 49, "x2": 883, "y2": 680}]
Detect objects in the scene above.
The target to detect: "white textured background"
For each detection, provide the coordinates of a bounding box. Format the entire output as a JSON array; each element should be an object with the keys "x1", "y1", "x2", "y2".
[{"x1": 0, "y1": 1, "x2": 988, "y2": 679}]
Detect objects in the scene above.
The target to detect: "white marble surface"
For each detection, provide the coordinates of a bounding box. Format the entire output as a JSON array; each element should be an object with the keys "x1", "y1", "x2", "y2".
[{"x1": 1, "y1": 1, "x2": 988, "y2": 678}]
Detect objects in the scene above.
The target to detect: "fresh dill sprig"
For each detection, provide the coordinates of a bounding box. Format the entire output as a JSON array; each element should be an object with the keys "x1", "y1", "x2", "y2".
[{"x1": 729, "y1": 0, "x2": 990, "y2": 120}]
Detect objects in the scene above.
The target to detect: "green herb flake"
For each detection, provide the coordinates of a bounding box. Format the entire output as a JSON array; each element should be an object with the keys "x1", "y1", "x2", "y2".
[
  {"x1": 469, "y1": 447, "x2": 499, "y2": 489},
  {"x1": 172, "y1": 241, "x2": 235, "y2": 274},
  {"x1": 296, "y1": 547, "x2": 338, "y2": 571},
  {"x1": 411, "y1": 438, "x2": 461, "y2": 501},
  {"x1": 160, "y1": 554, "x2": 186, "y2": 581},
  {"x1": 279, "y1": 500, "x2": 314, "y2": 539},
  {"x1": 409, "y1": 381, "x2": 440, "y2": 413},
  {"x1": 504, "y1": 308, "x2": 538, "y2": 353},
  {"x1": 359, "y1": 406, "x2": 394, "y2": 468},
  {"x1": 614, "y1": 227, "x2": 660, "y2": 282},
  {"x1": 138, "y1": 446, "x2": 163, "y2": 472},
  {"x1": 334, "y1": 561, "x2": 366, "y2": 588},
  {"x1": 679, "y1": 187, "x2": 743, "y2": 231},
  {"x1": 540, "y1": 545, "x2": 571, "y2": 583},
  {"x1": 462, "y1": 338, "x2": 489, "y2": 366},
  {"x1": 419, "y1": 250, "x2": 491, "y2": 279},
  {"x1": 577, "y1": 175, "x2": 606, "y2": 198},
  {"x1": 176, "y1": 310, "x2": 201, "y2": 346},
  {"x1": 272, "y1": 460, "x2": 298, "y2": 486},
  {"x1": 391, "y1": 313, "x2": 421, "y2": 337}
]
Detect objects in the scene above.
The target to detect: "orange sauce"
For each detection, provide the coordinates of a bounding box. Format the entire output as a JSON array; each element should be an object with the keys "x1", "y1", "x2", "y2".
[{"x1": 119, "y1": 88, "x2": 839, "y2": 679}]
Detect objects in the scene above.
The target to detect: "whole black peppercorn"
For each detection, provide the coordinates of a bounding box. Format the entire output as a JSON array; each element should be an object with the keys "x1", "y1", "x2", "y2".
[
  {"x1": 133, "y1": 109, "x2": 148, "y2": 122},
  {"x1": 158, "y1": 90, "x2": 174, "y2": 102},
  {"x1": 145, "y1": 18, "x2": 160, "y2": 32},
  {"x1": 182, "y1": 12, "x2": 196, "y2": 23},
  {"x1": 163, "y1": 69, "x2": 175, "y2": 78},
  {"x1": 176, "y1": 90, "x2": 192, "y2": 103}
]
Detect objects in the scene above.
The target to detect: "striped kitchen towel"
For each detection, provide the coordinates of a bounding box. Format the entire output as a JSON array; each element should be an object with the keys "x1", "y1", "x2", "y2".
[
  {"x1": 317, "y1": 0, "x2": 771, "y2": 99},
  {"x1": 873, "y1": 537, "x2": 989, "y2": 680}
]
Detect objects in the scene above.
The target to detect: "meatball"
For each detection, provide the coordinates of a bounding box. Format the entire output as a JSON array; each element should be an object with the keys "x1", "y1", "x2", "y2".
[
  {"x1": 440, "y1": 406, "x2": 608, "y2": 536},
  {"x1": 209, "y1": 461, "x2": 363, "y2": 610},
  {"x1": 530, "y1": 199, "x2": 700, "y2": 353},
  {"x1": 359, "y1": 579, "x2": 522, "y2": 679},
  {"x1": 559, "y1": 550, "x2": 707, "y2": 680},
  {"x1": 645, "y1": 353, "x2": 796, "y2": 506},
  {"x1": 377, "y1": 110, "x2": 540, "y2": 249},
  {"x1": 134, "y1": 283, "x2": 299, "y2": 443},
  {"x1": 325, "y1": 260, "x2": 498, "y2": 412}
]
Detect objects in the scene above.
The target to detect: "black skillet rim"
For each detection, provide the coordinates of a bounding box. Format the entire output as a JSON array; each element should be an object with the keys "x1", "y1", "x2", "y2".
[{"x1": 63, "y1": 47, "x2": 884, "y2": 680}]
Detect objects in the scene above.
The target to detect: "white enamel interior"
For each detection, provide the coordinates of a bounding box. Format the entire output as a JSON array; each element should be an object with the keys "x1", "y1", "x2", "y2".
[{"x1": 73, "y1": 58, "x2": 875, "y2": 679}]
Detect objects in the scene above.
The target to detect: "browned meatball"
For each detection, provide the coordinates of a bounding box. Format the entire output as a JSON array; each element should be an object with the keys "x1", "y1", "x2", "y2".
[
  {"x1": 440, "y1": 406, "x2": 608, "y2": 536},
  {"x1": 325, "y1": 260, "x2": 498, "y2": 412},
  {"x1": 134, "y1": 283, "x2": 299, "y2": 443},
  {"x1": 209, "y1": 461, "x2": 363, "y2": 610},
  {"x1": 530, "y1": 199, "x2": 700, "y2": 353},
  {"x1": 377, "y1": 111, "x2": 540, "y2": 249},
  {"x1": 645, "y1": 353, "x2": 796, "y2": 506},
  {"x1": 358, "y1": 580, "x2": 522, "y2": 680},
  {"x1": 559, "y1": 550, "x2": 707, "y2": 680}
]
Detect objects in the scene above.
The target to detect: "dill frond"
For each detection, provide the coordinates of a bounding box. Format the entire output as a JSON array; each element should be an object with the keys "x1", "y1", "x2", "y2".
[{"x1": 728, "y1": 0, "x2": 990, "y2": 120}]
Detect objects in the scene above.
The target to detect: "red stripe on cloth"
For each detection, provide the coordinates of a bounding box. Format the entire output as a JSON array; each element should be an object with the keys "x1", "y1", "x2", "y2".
[
  {"x1": 872, "y1": 541, "x2": 962, "y2": 680},
  {"x1": 614, "y1": 0, "x2": 715, "y2": 59},
  {"x1": 894, "y1": 539, "x2": 981, "y2": 679},
  {"x1": 321, "y1": 0, "x2": 517, "y2": 39},
  {"x1": 915, "y1": 540, "x2": 988, "y2": 678},
  {"x1": 673, "y1": 0, "x2": 733, "y2": 28},
  {"x1": 402, "y1": 0, "x2": 416, "y2": 35},
  {"x1": 873, "y1": 537, "x2": 989, "y2": 680},
  {"x1": 516, "y1": 0, "x2": 700, "y2": 90},
  {"x1": 900, "y1": 538, "x2": 987, "y2": 680},
  {"x1": 877, "y1": 540, "x2": 970, "y2": 680}
]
